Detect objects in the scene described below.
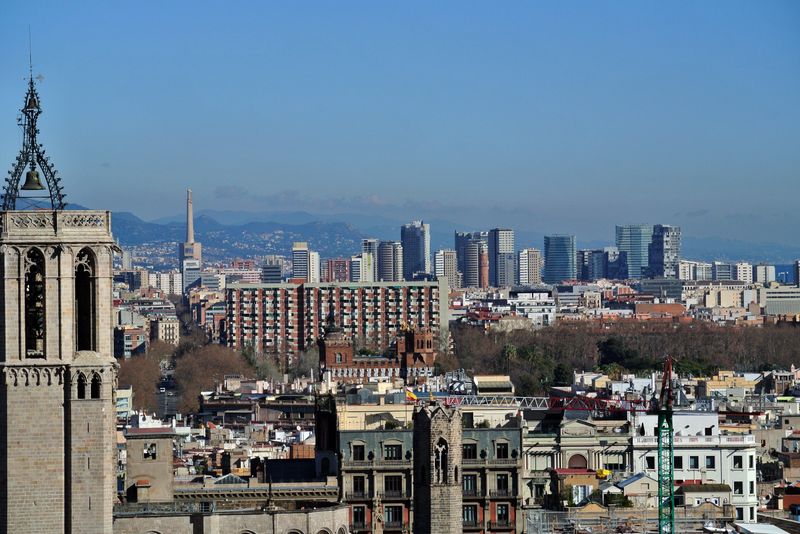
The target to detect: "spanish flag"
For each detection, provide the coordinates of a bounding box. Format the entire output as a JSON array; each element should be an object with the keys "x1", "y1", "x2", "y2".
[{"x1": 405, "y1": 387, "x2": 418, "y2": 402}]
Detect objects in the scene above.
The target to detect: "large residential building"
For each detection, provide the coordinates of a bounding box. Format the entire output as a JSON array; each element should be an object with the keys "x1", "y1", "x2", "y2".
[
  {"x1": 291, "y1": 241, "x2": 320, "y2": 283},
  {"x1": 362, "y1": 238, "x2": 380, "y2": 281},
  {"x1": 734, "y1": 262, "x2": 754, "y2": 283},
  {"x1": 488, "y1": 228, "x2": 515, "y2": 287},
  {"x1": 225, "y1": 278, "x2": 448, "y2": 359},
  {"x1": 377, "y1": 240, "x2": 403, "y2": 282},
  {"x1": 322, "y1": 257, "x2": 350, "y2": 283},
  {"x1": 681, "y1": 260, "x2": 713, "y2": 282},
  {"x1": 150, "y1": 316, "x2": 181, "y2": 346},
  {"x1": 456, "y1": 231, "x2": 488, "y2": 279},
  {"x1": 543, "y1": 235, "x2": 576, "y2": 284},
  {"x1": 147, "y1": 270, "x2": 183, "y2": 295},
  {"x1": 518, "y1": 248, "x2": 543, "y2": 285},
  {"x1": 340, "y1": 404, "x2": 524, "y2": 534},
  {"x1": 632, "y1": 412, "x2": 758, "y2": 523},
  {"x1": 647, "y1": 224, "x2": 681, "y2": 278},
  {"x1": 754, "y1": 263, "x2": 777, "y2": 284},
  {"x1": 462, "y1": 235, "x2": 490, "y2": 288},
  {"x1": 401, "y1": 220, "x2": 431, "y2": 280},
  {"x1": 616, "y1": 224, "x2": 654, "y2": 279},
  {"x1": 261, "y1": 255, "x2": 285, "y2": 283},
  {"x1": 350, "y1": 252, "x2": 375, "y2": 283},
  {"x1": 435, "y1": 249, "x2": 460, "y2": 289}
]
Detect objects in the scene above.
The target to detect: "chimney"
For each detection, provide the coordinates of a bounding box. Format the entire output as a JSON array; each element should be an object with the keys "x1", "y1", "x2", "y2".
[{"x1": 186, "y1": 189, "x2": 194, "y2": 243}]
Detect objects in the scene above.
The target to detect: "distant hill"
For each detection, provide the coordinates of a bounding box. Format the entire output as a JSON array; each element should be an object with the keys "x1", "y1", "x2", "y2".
[
  {"x1": 111, "y1": 211, "x2": 365, "y2": 260},
  {"x1": 112, "y1": 208, "x2": 800, "y2": 265}
]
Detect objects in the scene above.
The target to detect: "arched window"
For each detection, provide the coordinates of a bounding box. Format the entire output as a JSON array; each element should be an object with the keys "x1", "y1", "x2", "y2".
[
  {"x1": 434, "y1": 438, "x2": 449, "y2": 484},
  {"x1": 77, "y1": 373, "x2": 87, "y2": 399},
  {"x1": 568, "y1": 454, "x2": 588, "y2": 469},
  {"x1": 75, "y1": 248, "x2": 96, "y2": 351},
  {"x1": 24, "y1": 248, "x2": 46, "y2": 358},
  {"x1": 90, "y1": 373, "x2": 101, "y2": 399}
]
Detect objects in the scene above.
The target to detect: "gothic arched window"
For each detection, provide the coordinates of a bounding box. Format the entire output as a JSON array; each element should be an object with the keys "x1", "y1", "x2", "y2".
[
  {"x1": 75, "y1": 248, "x2": 96, "y2": 351},
  {"x1": 77, "y1": 373, "x2": 87, "y2": 399},
  {"x1": 434, "y1": 438, "x2": 449, "y2": 484},
  {"x1": 90, "y1": 373, "x2": 101, "y2": 399},
  {"x1": 24, "y1": 248, "x2": 46, "y2": 358}
]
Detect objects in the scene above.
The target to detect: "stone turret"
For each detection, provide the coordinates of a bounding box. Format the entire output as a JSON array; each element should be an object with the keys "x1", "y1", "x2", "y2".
[{"x1": 413, "y1": 403, "x2": 463, "y2": 534}]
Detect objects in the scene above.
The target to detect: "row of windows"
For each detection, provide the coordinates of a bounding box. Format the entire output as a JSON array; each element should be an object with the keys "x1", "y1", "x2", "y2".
[
  {"x1": 645, "y1": 454, "x2": 754, "y2": 471},
  {"x1": 350, "y1": 472, "x2": 513, "y2": 494}
]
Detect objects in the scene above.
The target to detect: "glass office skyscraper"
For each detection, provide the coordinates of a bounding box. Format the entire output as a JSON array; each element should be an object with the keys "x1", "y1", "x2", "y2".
[
  {"x1": 543, "y1": 235, "x2": 576, "y2": 284},
  {"x1": 615, "y1": 224, "x2": 654, "y2": 279}
]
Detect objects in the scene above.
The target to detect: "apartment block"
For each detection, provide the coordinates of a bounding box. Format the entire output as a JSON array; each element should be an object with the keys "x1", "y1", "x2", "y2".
[{"x1": 225, "y1": 279, "x2": 448, "y2": 358}]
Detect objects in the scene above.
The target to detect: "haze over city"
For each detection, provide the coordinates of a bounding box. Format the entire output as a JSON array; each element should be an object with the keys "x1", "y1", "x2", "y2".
[{"x1": 1, "y1": 1, "x2": 799, "y2": 247}]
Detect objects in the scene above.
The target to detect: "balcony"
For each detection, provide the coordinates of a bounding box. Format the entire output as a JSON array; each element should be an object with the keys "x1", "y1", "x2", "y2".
[
  {"x1": 489, "y1": 489, "x2": 512, "y2": 498},
  {"x1": 378, "y1": 490, "x2": 411, "y2": 501},
  {"x1": 463, "y1": 519, "x2": 480, "y2": 529},
  {"x1": 345, "y1": 491, "x2": 371, "y2": 500},
  {"x1": 489, "y1": 520, "x2": 512, "y2": 529},
  {"x1": 462, "y1": 488, "x2": 480, "y2": 498},
  {"x1": 462, "y1": 457, "x2": 519, "y2": 467},
  {"x1": 350, "y1": 522, "x2": 368, "y2": 532},
  {"x1": 384, "y1": 521, "x2": 404, "y2": 530},
  {"x1": 633, "y1": 434, "x2": 756, "y2": 447}
]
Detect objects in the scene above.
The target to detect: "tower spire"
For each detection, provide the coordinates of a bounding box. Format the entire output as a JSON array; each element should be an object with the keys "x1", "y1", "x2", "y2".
[
  {"x1": 2, "y1": 45, "x2": 66, "y2": 211},
  {"x1": 186, "y1": 189, "x2": 194, "y2": 243}
]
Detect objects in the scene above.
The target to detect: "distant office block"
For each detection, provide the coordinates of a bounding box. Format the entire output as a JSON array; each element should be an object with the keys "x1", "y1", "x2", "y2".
[
  {"x1": 401, "y1": 220, "x2": 430, "y2": 280},
  {"x1": 362, "y1": 238, "x2": 380, "y2": 281},
  {"x1": 616, "y1": 224, "x2": 654, "y2": 279},
  {"x1": 488, "y1": 228, "x2": 514, "y2": 287},
  {"x1": 543, "y1": 235, "x2": 576, "y2": 284},
  {"x1": 734, "y1": 262, "x2": 753, "y2": 283},
  {"x1": 648, "y1": 224, "x2": 681, "y2": 278},
  {"x1": 378, "y1": 240, "x2": 403, "y2": 282},
  {"x1": 518, "y1": 248, "x2": 543, "y2": 285},
  {"x1": 350, "y1": 252, "x2": 375, "y2": 283},
  {"x1": 755, "y1": 264, "x2": 776, "y2": 284},
  {"x1": 434, "y1": 249, "x2": 459, "y2": 289},
  {"x1": 712, "y1": 261, "x2": 734, "y2": 281}
]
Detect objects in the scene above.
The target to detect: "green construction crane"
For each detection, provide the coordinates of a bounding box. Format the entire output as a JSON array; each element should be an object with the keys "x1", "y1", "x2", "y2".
[{"x1": 656, "y1": 356, "x2": 675, "y2": 534}]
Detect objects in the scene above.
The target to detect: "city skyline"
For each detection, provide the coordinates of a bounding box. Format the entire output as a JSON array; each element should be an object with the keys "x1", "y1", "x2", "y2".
[{"x1": 1, "y1": 2, "x2": 798, "y2": 247}]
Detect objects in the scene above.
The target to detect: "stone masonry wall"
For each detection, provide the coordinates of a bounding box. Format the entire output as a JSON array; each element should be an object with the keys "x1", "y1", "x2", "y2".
[{"x1": 1, "y1": 369, "x2": 67, "y2": 534}]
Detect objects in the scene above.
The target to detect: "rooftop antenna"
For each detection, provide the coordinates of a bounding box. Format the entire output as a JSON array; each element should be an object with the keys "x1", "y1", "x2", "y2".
[{"x1": 28, "y1": 25, "x2": 33, "y2": 81}]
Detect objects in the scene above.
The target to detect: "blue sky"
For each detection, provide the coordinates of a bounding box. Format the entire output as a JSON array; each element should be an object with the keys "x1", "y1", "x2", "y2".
[{"x1": 0, "y1": 1, "x2": 798, "y2": 246}]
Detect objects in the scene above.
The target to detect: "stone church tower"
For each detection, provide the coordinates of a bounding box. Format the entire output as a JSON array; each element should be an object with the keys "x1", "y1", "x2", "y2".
[
  {"x1": 412, "y1": 403, "x2": 463, "y2": 534},
  {"x1": 0, "y1": 74, "x2": 117, "y2": 533}
]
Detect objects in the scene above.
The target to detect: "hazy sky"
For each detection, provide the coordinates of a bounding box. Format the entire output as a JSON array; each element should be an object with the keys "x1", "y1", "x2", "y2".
[{"x1": 0, "y1": 1, "x2": 798, "y2": 245}]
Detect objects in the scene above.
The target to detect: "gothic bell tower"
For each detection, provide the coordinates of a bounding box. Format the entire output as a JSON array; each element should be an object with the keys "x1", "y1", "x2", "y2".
[
  {"x1": 412, "y1": 403, "x2": 463, "y2": 534},
  {"x1": 0, "y1": 72, "x2": 117, "y2": 533}
]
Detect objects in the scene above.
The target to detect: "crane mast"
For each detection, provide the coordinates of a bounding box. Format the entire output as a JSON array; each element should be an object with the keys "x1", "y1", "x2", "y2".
[{"x1": 657, "y1": 356, "x2": 675, "y2": 534}]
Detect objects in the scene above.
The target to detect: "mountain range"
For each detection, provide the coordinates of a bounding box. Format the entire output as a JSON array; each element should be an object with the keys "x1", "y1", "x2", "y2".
[
  {"x1": 44, "y1": 203, "x2": 786, "y2": 265},
  {"x1": 111, "y1": 208, "x2": 800, "y2": 264}
]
